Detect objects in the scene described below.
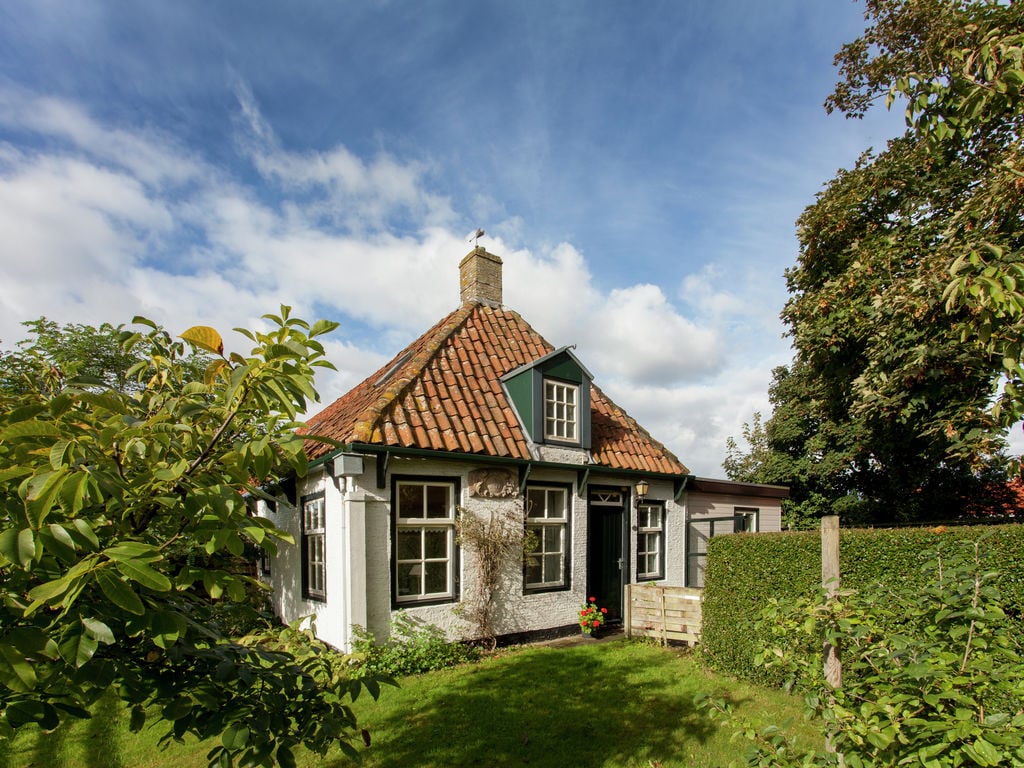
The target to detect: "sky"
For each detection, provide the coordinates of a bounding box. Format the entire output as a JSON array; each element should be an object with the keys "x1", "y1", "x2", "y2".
[{"x1": 0, "y1": 1, "x2": 918, "y2": 476}]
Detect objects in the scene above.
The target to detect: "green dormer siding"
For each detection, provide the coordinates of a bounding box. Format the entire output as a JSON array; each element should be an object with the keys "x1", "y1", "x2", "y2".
[
  {"x1": 504, "y1": 368, "x2": 535, "y2": 435},
  {"x1": 501, "y1": 347, "x2": 592, "y2": 450}
]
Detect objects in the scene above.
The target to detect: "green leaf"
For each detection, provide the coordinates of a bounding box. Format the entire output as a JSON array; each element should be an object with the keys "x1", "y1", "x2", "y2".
[
  {"x1": 276, "y1": 744, "x2": 296, "y2": 768},
  {"x1": 71, "y1": 518, "x2": 100, "y2": 550},
  {"x1": 81, "y1": 617, "x2": 116, "y2": 645},
  {"x1": 58, "y1": 629, "x2": 99, "y2": 668},
  {"x1": 0, "y1": 421, "x2": 61, "y2": 440},
  {"x1": 95, "y1": 568, "x2": 145, "y2": 615},
  {"x1": 17, "y1": 528, "x2": 37, "y2": 568},
  {"x1": 104, "y1": 542, "x2": 162, "y2": 563},
  {"x1": 161, "y1": 697, "x2": 193, "y2": 721},
  {"x1": 40, "y1": 524, "x2": 77, "y2": 562},
  {"x1": 0, "y1": 528, "x2": 35, "y2": 568},
  {"x1": 0, "y1": 644, "x2": 37, "y2": 692},
  {"x1": 57, "y1": 472, "x2": 90, "y2": 516},
  {"x1": 115, "y1": 558, "x2": 172, "y2": 592},
  {"x1": 222, "y1": 724, "x2": 250, "y2": 750},
  {"x1": 5, "y1": 700, "x2": 59, "y2": 730},
  {"x1": 309, "y1": 318, "x2": 339, "y2": 337}
]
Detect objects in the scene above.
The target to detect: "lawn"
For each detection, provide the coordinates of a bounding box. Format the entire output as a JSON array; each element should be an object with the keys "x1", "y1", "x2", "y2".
[{"x1": 0, "y1": 639, "x2": 818, "y2": 768}]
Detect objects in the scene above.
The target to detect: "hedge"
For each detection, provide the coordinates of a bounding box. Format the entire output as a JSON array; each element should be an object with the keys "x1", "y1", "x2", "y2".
[{"x1": 700, "y1": 523, "x2": 1024, "y2": 685}]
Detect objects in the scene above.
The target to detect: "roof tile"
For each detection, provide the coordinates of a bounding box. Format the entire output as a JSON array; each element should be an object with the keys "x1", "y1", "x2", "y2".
[{"x1": 302, "y1": 302, "x2": 688, "y2": 475}]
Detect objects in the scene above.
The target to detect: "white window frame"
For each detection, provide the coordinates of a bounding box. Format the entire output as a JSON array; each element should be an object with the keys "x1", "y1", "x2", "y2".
[
  {"x1": 544, "y1": 379, "x2": 579, "y2": 442},
  {"x1": 636, "y1": 501, "x2": 665, "y2": 581},
  {"x1": 524, "y1": 484, "x2": 570, "y2": 592},
  {"x1": 735, "y1": 507, "x2": 759, "y2": 532},
  {"x1": 394, "y1": 479, "x2": 457, "y2": 605},
  {"x1": 302, "y1": 493, "x2": 326, "y2": 601}
]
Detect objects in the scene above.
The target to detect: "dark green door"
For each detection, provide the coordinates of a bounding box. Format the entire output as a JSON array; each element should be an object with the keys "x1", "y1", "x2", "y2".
[{"x1": 587, "y1": 489, "x2": 627, "y2": 623}]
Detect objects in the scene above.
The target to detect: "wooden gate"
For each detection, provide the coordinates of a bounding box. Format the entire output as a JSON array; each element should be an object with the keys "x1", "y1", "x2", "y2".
[{"x1": 624, "y1": 584, "x2": 702, "y2": 646}]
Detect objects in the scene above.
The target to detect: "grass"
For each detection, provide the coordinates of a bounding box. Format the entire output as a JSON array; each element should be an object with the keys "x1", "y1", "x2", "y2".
[{"x1": 0, "y1": 639, "x2": 819, "y2": 768}]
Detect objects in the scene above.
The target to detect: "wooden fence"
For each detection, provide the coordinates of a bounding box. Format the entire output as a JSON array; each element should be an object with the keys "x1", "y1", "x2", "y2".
[{"x1": 624, "y1": 583, "x2": 702, "y2": 646}]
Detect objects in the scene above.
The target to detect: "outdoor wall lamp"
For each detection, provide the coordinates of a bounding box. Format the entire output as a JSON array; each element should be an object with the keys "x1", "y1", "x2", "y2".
[{"x1": 634, "y1": 479, "x2": 650, "y2": 507}]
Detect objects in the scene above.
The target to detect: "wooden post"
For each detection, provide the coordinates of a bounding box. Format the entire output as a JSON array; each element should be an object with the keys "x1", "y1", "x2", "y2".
[
  {"x1": 821, "y1": 515, "x2": 841, "y2": 689},
  {"x1": 822, "y1": 515, "x2": 842, "y2": 760},
  {"x1": 659, "y1": 586, "x2": 668, "y2": 647},
  {"x1": 624, "y1": 584, "x2": 633, "y2": 640}
]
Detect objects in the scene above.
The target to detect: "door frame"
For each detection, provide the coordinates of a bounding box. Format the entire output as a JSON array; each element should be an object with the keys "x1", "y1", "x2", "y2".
[{"x1": 586, "y1": 485, "x2": 630, "y2": 623}]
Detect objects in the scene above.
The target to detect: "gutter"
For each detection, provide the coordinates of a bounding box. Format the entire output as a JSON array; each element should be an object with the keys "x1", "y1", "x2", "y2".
[{"x1": 309, "y1": 442, "x2": 688, "y2": 489}]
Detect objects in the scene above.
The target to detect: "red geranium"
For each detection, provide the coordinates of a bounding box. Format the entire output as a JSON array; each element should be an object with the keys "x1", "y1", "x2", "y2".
[{"x1": 578, "y1": 598, "x2": 606, "y2": 635}]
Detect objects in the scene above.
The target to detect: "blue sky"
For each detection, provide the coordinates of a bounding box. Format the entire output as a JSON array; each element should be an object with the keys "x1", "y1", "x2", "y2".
[{"x1": 0, "y1": 1, "x2": 914, "y2": 475}]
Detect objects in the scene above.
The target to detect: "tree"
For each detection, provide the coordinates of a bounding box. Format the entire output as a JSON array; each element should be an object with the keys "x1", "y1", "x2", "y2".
[
  {"x1": 748, "y1": 0, "x2": 1022, "y2": 523},
  {"x1": 0, "y1": 317, "x2": 211, "y2": 396},
  {"x1": 830, "y1": 0, "x2": 1024, "y2": 441},
  {"x1": 723, "y1": 412, "x2": 771, "y2": 484},
  {"x1": 0, "y1": 309, "x2": 385, "y2": 767}
]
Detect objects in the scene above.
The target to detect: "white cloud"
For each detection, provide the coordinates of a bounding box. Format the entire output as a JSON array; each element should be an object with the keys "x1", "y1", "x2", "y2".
[
  {"x1": 0, "y1": 86, "x2": 795, "y2": 477},
  {"x1": 0, "y1": 87, "x2": 203, "y2": 186}
]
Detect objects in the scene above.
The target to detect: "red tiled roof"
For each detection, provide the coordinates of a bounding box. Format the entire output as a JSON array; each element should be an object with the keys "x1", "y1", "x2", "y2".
[{"x1": 302, "y1": 301, "x2": 689, "y2": 476}]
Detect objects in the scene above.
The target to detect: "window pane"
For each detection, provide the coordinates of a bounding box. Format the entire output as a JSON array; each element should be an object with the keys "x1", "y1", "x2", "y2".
[
  {"x1": 543, "y1": 554, "x2": 561, "y2": 581},
  {"x1": 396, "y1": 563, "x2": 421, "y2": 596},
  {"x1": 525, "y1": 560, "x2": 541, "y2": 584},
  {"x1": 424, "y1": 562, "x2": 448, "y2": 594},
  {"x1": 423, "y1": 528, "x2": 448, "y2": 559},
  {"x1": 526, "y1": 490, "x2": 545, "y2": 518},
  {"x1": 425, "y1": 485, "x2": 449, "y2": 518},
  {"x1": 398, "y1": 484, "x2": 424, "y2": 517},
  {"x1": 396, "y1": 530, "x2": 421, "y2": 560},
  {"x1": 543, "y1": 525, "x2": 562, "y2": 551},
  {"x1": 546, "y1": 490, "x2": 565, "y2": 518}
]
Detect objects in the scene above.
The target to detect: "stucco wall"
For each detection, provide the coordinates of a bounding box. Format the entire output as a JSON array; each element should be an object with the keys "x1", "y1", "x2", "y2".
[{"x1": 262, "y1": 455, "x2": 785, "y2": 649}]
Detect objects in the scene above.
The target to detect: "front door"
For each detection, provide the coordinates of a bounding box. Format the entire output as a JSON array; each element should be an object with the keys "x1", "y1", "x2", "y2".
[{"x1": 587, "y1": 488, "x2": 628, "y2": 623}]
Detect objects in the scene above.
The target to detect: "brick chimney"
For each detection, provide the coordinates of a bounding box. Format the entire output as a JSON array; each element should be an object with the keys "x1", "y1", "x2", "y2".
[{"x1": 459, "y1": 247, "x2": 503, "y2": 307}]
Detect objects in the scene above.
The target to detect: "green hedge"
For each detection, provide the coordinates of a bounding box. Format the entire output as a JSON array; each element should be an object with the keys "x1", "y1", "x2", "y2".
[{"x1": 700, "y1": 523, "x2": 1024, "y2": 685}]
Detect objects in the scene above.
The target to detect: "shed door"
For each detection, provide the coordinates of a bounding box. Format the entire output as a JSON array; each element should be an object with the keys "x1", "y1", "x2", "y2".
[{"x1": 587, "y1": 489, "x2": 628, "y2": 623}]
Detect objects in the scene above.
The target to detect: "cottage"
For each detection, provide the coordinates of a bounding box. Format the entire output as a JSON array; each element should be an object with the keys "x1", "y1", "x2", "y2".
[{"x1": 260, "y1": 248, "x2": 787, "y2": 649}]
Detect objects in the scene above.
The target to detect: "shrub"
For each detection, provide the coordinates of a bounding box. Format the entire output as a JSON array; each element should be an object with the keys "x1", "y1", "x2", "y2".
[
  {"x1": 701, "y1": 523, "x2": 1024, "y2": 684},
  {"x1": 350, "y1": 612, "x2": 480, "y2": 679},
  {"x1": 700, "y1": 537, "x2": 1024, "y2": 766}
]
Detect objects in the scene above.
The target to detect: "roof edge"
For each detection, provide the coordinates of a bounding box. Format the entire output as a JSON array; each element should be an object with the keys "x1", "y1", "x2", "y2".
[{"x1": 315, "y1": 442, "x2": 691, "y2": 480}]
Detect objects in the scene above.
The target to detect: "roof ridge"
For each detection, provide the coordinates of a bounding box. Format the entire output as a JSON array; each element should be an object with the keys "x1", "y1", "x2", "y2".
[{"x1": 350, "y1": 302, "x2": 478, "y2": 443}]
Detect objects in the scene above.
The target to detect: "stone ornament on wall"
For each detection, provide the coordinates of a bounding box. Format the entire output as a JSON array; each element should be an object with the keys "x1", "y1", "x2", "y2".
[{"x1": 467, "y1": 468, "x2": 519, "y2": 499}]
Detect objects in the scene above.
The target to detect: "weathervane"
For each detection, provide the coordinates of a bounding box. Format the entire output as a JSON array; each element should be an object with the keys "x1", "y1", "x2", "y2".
[{"x1": 469, "y1": 228, "x2": 485, "y2": 247}]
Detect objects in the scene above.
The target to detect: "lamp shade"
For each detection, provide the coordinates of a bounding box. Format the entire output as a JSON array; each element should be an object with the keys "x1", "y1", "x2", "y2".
[{"x1": 635, "y1": 479, "x2": 650, "y2": 501}]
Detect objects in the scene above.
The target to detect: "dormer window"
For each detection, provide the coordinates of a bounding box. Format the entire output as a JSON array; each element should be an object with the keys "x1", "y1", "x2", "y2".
[
  {"x1": 544, "y1": 380, "x2": 578, "y2": 442},
  {"x1": 502, "y1": 346, "x2": 593, "y2": 449}
]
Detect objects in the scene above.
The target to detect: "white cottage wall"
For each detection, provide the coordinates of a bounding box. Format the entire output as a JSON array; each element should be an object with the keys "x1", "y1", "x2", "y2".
[{"x1": 264, "y1": 460, "x2": 784, "y2": 647}]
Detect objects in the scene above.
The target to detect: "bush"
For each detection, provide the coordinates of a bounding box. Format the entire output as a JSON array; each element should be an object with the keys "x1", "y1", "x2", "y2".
[
  {"x1": 701, "y1": 523, "x2": 1024, "y2": 684},
  {"x1": 700, "y1": 537, "x2": 1024, "y2": 766},
  {"x1": 350, "y1": 612, "x2": 480, "y2": 679}
]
